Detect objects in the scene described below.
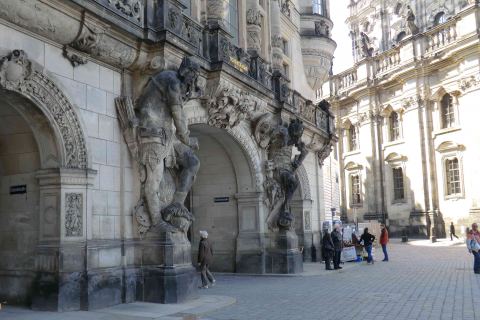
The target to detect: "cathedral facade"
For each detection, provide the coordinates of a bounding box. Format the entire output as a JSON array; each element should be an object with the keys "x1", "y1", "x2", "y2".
[
  {"x1": 0, "y1": 0, "x2": 338, "y2": 311},
  {"x1": 322, "y1": 0, "x2": 479, "y2": 238}
]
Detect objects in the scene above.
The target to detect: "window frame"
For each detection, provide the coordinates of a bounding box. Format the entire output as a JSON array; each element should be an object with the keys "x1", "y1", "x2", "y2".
[
  {"x1": 348, "y1": 125, "x2": 358, "y2": 151},
  {"x1": 225, "y1": 0, "x2": 239, "y2": 46},
  {"x1": 445, "y1": 157, "x2": 462, "y2": 196},
  {"x1": 392, "y1": 167, "x2": 405, "y2": 201},
  {"x1": 350, "y1": 174, "x2": 362, "y2": 207},
  {"x1": 389, "y1": 111, "x2": 401, "y2": 141},
  {"x1": 440, "y1": 93, "x2": 456, "y2": 129}
]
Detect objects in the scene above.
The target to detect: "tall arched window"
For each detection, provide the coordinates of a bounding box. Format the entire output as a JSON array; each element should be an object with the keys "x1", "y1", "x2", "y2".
[
  {"x1": 389, "y1": 111, "x2": 400, "y2": 141},
  {"x1": 441, "y1": 93, "x2": 455, "y2": 128},
  {"x1": 434, "y1": 12, "x2": 447, "y2": 26},
  {"x1": 225, "y1": 0, "x2": 239, "y2": 45},
  {"x1": 445, "y1": 158, "x2": 461, "y2": 195},
  {"x1": 313, "y1": 0, "x2": 327, "y2": 16},
  {"x1": 348, "y1": 125, "x2": 358, "y2": 151}
]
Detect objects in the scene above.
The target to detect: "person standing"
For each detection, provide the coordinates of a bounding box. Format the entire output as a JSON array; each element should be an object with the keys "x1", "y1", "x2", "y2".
[
  {"x1": 380, "y1": 224, "x2": 389, "y2": 262},
  {"x1": 198, "y1": 230, "x2": 216, "y2": 288},
  {"x1": 322, "y1": 229, "x2": 334, "y2": 270},
  {"x1": 450, "y1": 222, "x2": 459, "y2": 241},
  {"x1": 359, "y1": 228, "x2": 376, "y2": 264},
  {"x1": 331, "y1": 224, "x2": 343, "y2": 270},
  {"x1": 466, "y1": 223, "x2": 480, "y2": 274}
]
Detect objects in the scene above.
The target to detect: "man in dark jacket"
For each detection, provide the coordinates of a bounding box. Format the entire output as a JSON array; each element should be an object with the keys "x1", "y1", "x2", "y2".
[
  {"x1": 331, "y1": 224, "x2": 343, "y2": 270},
  {"x1": 198, "y1": 230, "x2": 215, "y2": 288},
  {"x1": 450, "y1": 222, "x2": 459, "y2": 241},
  {"x1": 322, "y1": 229, "x2": 334, "y2": 270}
]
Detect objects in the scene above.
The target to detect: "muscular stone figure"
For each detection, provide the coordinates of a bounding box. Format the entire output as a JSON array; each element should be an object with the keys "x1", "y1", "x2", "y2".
[
  {"x1": 117, "y1": 56, "x2": 201, "y2": 234},
  {"x1": 267, "y1": 119, "x2": 307, "y2": 230}
]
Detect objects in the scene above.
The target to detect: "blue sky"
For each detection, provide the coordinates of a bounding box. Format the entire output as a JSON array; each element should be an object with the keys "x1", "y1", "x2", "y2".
[{"x1": 330, "y1": 1, "x2": 354, "y2": 73}]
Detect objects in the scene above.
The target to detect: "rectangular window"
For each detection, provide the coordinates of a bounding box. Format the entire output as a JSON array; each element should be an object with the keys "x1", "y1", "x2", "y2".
[
  {"x1": 312, "y1": 0, "x2": 327, "y2": 16},
  {"x1": 392, "y1": 167, "x2": 404, "y2": 200},
  {"x1": 351, "y1": 175, "x2": 361, "y2": 205},
  {"x1": 226, "y1": 0, "x2": 239, "y2": 45},
  {"x1": 446, "y1": 158, "x2": 461, "y2": 195},
  {"x1": 282, "y1": 39, "x2": 289, "y2": 55},
  {"x1": 389, "y1": 112, "x2": 400, "y2": 141},
  {"x1": 441, "y1": 94, "x2": 455, "y2": 129},
  {"x1": 180, "y1": 0, "x2": 191, "y2": 16},
  {"x1": 349, "y1": 127, "x2": 358, "y2": 151}
]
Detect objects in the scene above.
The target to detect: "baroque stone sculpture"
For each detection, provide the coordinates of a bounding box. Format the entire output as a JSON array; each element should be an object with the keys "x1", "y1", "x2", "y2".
[
  {"x1": 116, "y1": 57, "x2": 201, "y2": 236},
  {"x1": 255, "y1": 116, "x2": 308, "y2": 231},
  {"x1": 406, "y1": 6, "x2": 419, "y2": 35}
]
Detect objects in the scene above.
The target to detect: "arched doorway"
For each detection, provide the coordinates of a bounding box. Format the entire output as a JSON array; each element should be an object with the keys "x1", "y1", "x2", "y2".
[
  {"x1": 0, "y1": 49, "x2": 92, "y2": 310},
  {"x1": 0, "y1": 99, "x2": 41, "y2": 305},
  {"x1": 189, "y1": 124, "x2": 260, "y2": 273}
]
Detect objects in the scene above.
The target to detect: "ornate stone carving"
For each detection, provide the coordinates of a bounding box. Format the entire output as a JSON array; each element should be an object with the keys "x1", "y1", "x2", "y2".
[
  {"x1": 108, "y1": 0, "x2": 142, "y2": 22},
  {"x1": 296, "y1": 165, "x2": 311, "y2": 200},
  {"x1": 314, "y1": 20, "x2": 330, "y2": 37},
  {"x1": 0, "y1": 50, "x2": 88, "y2": 169},
  {"x1": 459, "y1": 73, "x2": 480, "y2": 91},
  {"x1": 63, "y1": 22, "x2": 100, "y2": 67},
  {"x1": 169, "y1": 8, "x2": 179, "y2": 29},
  {"x1": 116, "y1": 57, "x2": 201, "y2": 236},
  {"x1": 65, "y1": 193, "x2": 83, "y2": 237},
  {"x1": 246, "y1": 8, "x2": 262, "y2": 27},
  {"x1": 208, "y1": 83, "x2": 264, "y2": 129},
  {"x1": 255, "y1": 117, "x2": 308, "y2": 231},
  {"x1": 280, "y1": 0, "x2": 292, "y2": 17}
]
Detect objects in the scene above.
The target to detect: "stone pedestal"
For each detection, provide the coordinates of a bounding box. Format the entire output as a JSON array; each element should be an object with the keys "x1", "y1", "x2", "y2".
[
  {"x1": 138, "y1": 231, "x2": 198, "y2": 303},
  {"x1": 266, "y1": 230, "x2": 303, "y2": 274}
]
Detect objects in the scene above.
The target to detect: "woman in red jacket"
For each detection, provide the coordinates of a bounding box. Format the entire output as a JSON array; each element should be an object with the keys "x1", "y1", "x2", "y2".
[{"x1": 380, "y1": 224, "x2": 389, "y2": 262}]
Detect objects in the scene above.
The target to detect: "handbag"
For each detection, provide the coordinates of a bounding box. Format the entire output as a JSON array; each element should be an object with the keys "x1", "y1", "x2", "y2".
[{"x1": 471, "y1": 239, "x2": 480, "y2": 252}]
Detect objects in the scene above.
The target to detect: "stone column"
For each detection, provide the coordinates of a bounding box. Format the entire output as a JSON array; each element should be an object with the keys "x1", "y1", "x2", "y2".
[
  {"x1": 206, "y1": 0, "x2": 229, "y2": 29},
  {"x1": 32, "y1": 168, "x2": 96, "y2": 311},
  {"x1": 270, "y1": 0, "x2": 283, "y2": 72},
  {"x1": 246, "y1": 4, "x2": 263, "y2": 55},
  {"x1": 235, "y1": 192, "x2": 266, "y2": 273}
]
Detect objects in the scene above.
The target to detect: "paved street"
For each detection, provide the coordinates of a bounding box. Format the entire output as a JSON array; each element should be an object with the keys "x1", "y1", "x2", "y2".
[
  {"x1": 1, "y1": 240, "x2": 478, "y2": 320},
  {"x1": 201, "y1": 240, "x2": 479, "y2": 320}
]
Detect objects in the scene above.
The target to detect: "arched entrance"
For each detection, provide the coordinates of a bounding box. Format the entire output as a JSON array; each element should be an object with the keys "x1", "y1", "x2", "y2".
[
  {"x1": 0, "y1": 49, "x2": 92, "y2": 311},
  {"x1": 0, "y1": 98, "x2": 41, "y2": 305},
  {"x1": 189, "y1": 124, "x2": 263, "y2": 273}
]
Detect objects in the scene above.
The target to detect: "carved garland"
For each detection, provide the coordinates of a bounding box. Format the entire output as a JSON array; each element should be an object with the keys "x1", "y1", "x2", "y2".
[
  {"x1": 0, "y1": 50, "x2": 88, "y2": 169},
  {"x1": 295, "y1": 165, "x2": 312, "y2": 200}
]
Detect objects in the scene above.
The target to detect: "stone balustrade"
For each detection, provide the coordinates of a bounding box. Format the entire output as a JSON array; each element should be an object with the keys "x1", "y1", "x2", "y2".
[
  {"x1": 375, "y1": 48, "x2": 401, "y2": 73},
  {"x1": 338, "y1": 68, "x2": 358, "y2": 90},
  {"x1": 425, "y1": 19, "x2": 457, "y2": 53}
]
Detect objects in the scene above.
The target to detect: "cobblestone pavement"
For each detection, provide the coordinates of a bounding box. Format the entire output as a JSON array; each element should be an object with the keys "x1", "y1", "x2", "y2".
[{"x1": 200, "y1": 240, "x2": 480, "y2": 320}]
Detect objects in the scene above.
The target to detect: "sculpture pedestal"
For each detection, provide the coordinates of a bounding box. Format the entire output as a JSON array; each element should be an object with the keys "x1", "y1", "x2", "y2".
[
  {"x1": 138, "y1": 231, "x2": 198, "y2": 303},
  {"x1": 266, "y1": 229, "x2": 303, "y2": 274}
]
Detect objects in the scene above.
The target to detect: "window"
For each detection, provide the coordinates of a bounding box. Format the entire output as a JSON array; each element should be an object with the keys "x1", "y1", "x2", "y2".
[
  {"x1": 348, "y1": 125, "x2": 358, "y2": 151},
  {"x1": 446, "y1": 158, "x2": 461, "y2": 195},
  {"x1": 396, "y1": 31, "x2": 407, "y2": 42},
  {"x1": 392, "y1": 167, "x2": 405, "y2": 200},
  {"x1": 351, "y1": 175, "x2": 361, "y2": 205},
  {"x1": 225, "y1": 0, "x2": 239, "y2": 45},
  {"x1": 312, "y1": 0, "x2": 327, "y2": 16},
  {"x1": 283, "y1": 63, "x2": 289, "y2": 77},
  {"x1": 180, "y1": 0, "x2": 191, "y2": 16},
  {"x1": 282, "y1": 39, "x2": 289, "y2": 55},
  {"x1": 441, "y1": 93, "x2": 455, "y2": 128},
  {"x1": 389, "y1": 111, "x2": 400, "y2": 141},
  {"x1": 434, "y1": 12, "x2": 447, "y2": 26}
]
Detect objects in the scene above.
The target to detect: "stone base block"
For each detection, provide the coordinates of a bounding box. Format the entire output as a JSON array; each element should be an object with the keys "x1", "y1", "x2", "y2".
[
  {"x1": 31, "y1": 271, "x2": 84, "y2": 312},
  {"x1": 266, "y1": 250, "x2": 303, "y2": 274},
  {"x1": 140, "y1": 265, "x2": 198, "y2": 303},
  {"x1": 236, "y1": 251, "x2": 265, "y2": 273}
]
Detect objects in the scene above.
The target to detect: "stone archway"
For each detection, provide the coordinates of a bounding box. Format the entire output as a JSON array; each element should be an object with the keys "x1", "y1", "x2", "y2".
[
  {"x1": 0, "y1": 49, "x2": 93, "y2": 311},
  {"x1": 184, "y1": 101, "x2": 266, "y2": 273}
]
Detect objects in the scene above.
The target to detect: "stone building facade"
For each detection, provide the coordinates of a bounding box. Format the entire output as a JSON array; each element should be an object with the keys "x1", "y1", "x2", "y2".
[
  {"x1": 321, "y1": 0, "x2": 479, "y2": 238},
  {"x1": 0, "y1": 0, "x2": 337, "y2": 312}
]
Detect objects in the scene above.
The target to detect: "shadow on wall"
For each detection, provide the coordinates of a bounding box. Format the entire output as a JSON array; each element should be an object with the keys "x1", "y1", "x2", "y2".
[{"x1": 347, "y1": 155, "x2": 445, "y2": 239}]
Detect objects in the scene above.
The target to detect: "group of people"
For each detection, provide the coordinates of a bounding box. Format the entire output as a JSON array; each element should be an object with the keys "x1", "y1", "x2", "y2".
[
  {"x1": 466, "y1": 223, "x2": 480, "y2": 274},
  {"x1": 321, "y1": 224, "x2": 390, "y2": 270}
]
